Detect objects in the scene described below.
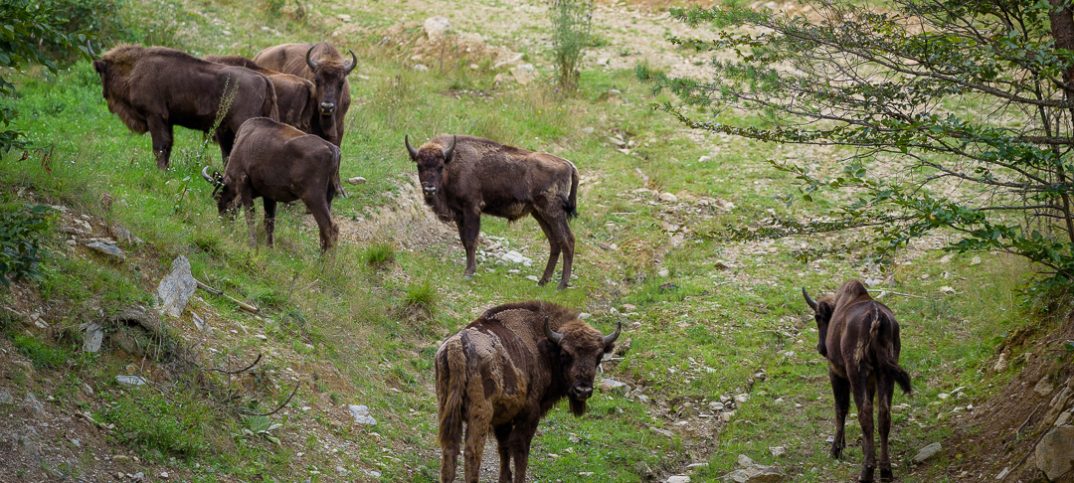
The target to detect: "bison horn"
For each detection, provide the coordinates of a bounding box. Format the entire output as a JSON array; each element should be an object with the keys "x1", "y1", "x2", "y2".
[
  {"x1": 544, "y1": 317, "x2": 563, "y2": 345},
  {"x1": 802, "y1": 288, "x2": 818, "y2": 311},
  {"x1": 443, "y1": 135, "x2": 457, "y2": 164},
  {"x1": 305, "y1": 46, "x2": 319, "y2": 71},
  {"x1": 602, "y1": 321, "x2": 622, "y2": 346},
  {"x1": 201, "y1": 166, "x2": 216, "y2": 184},
  {"x1": 344, "y1": 50, "x2": 357, "y2": 75},
  {"x1": 405, "y1": 135, "x2": 419, "y2": 160}
]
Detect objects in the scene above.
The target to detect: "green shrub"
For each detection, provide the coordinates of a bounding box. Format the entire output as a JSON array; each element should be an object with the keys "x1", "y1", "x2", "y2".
[
  {"x1": 362, "y1": 243, "x2": 396, "y2": 267},
  {"x1": 11, "y1": 333, "x2": 69, "y2": 368},
  {"x1": 550, "y1": 0, "x2": 593, "y2": 93},
  {"x1": 0, "y1": 203, "x2": 53, "y2": 286}
]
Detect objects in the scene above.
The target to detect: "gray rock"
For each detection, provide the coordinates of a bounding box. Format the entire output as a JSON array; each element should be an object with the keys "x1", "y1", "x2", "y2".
[
  {"x1": 24, "y1": 392, "x2": 45, "y2": 415},
  {"x1": 349, "y1": 404, "x2": 377, "y2": 426},
  {"x1": 600, "y1": 378, "x2": 629, "y2": 393},
  {"x1": 730, "y1": 454, "x2": 785, "y2": 482},
  {"x1": 116, "y1": 375, "x2": 147, "y2": 386},
  {"x1": 346, "y1": 176, "x2": 367, "y2": 185},
  {"x1": 659, "y1": 192, "x2": 679, "y2": 203},
  {"x1": 666, "y1": 476, "x2": 690, "y2": 483},
  {"x1": 413, "y1": 63, "x2": 429, "y2": 72},
  {"x1": 913, "y1": 442, "x2": 942, "y2": 463},
  {"x1": 510, "y1": 63, "x2": 537, "y2": 85},
  {"x1": 110, "y1": 224, "x2": 143, "y2": 245},
  {"x1": 769, "y1": 446, "x2": 786, "y2": 457},
  {"x1": 1034, "y1": 376, "x2": 1055, "y2": 396},
  {"x1": 85, "y1": 240, "x2": 125, "y2": 260},
  {"x1": 1035, "y1": 425, "x2": 1074, "y2": 481},
  {"x1": 81, "y1": 322, "x2": 104, "y2": 353},
  {"x1": 0, "y1": 389, "x2": 13, "y2": 405},
  {"x1": 156, "y1": 256, "x2": 197, "y2": 317},
  {"x1": 423, "y1": 16, "x2": 451, "y2": 40},
  {"x1": 709, "y1": 401, "x2": 725, "y2": 412}
]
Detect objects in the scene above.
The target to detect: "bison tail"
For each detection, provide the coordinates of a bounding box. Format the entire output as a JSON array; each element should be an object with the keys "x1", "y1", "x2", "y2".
[
  {"x1": 871, "y1": 307, "x2": 912, "y2": 395},
  {"x1": 436, "y1": 342, "x2": 466, "y2": 450},
  {"x1": 564, "y1": 161, "x2": 579, "y2": 219}
]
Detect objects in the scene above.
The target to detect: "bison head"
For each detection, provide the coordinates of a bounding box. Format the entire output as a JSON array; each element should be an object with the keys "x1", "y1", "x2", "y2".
[
  {"x1": 406, "y1": 135, "x2": 456, "y2": 201},
  {"x1": 201, "y1": 166, "x2": 235, "y2": 214},
  {"x1": 545, "y1": 318, "x2": 621, "y2": 416},
  {"x1": 802, "y1": 288, "x2": 834, "y2": 357},
  {"x1": 306, "y1": 45, "x2": 356, "y2": 117}
]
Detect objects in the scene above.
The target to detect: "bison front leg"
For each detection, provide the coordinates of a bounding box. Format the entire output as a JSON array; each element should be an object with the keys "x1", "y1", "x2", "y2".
[
  {"x1": 830, "y1": 371, "x2": 850, "y2": 459},
  {"x1": 263, "y1": 198, "x2": 277, "y2": 248},
  {"x1": 456, "y1": 211, "x2": 481, "y2": 279},
  {"x1": 532, "y1": 213, "x2": 561, "y2": 287},
  {"x1": 146, "y1": 116, "x2": 174, "y2": 169}
]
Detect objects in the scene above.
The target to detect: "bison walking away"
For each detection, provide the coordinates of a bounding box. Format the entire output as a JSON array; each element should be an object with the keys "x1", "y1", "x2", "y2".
[
  {"x1": 93, "y1": 45, "x2": 278, "y2": 169},
  {"x1": 803, "y1": 281, "x2": 912, "y2": 482},
  {"x1": 406, "y1": 135, "x2": 580, "y2": 289},
  {"x1": 201, "y1": 117, "x2": 340, "y2": 251},
  {"x1": 253, "y1": 43, "x2": 356, "y2": 146},
  {"x1": 436, "y1": 301, "x2": 620, "y2": 483},
  {"x1": 204, "y1": 55, "x2": 315, "y2": 132}
]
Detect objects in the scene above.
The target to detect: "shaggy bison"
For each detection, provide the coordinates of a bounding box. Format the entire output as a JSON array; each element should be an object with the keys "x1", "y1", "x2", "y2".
[
  {"x1": 436, "y1": 301, "x2": 620, "y2": 482},
  {"x1": 253, "y1": 43, "x2": 356, "y2": 146},
  {"x1": 803, "y1": 281, "x2": 912, "y2": 482},
  {"x1": 204, "y1": 55, "x2": 315, "y2": 132},
  {"x1": 406, "y1": 135, "x2": 580, "y2": 289},
  {"x1": 93, "y1": 45, "x2": 278, "y2": 169},
  {"x1": 201, "y1": 117, "x2": 340, "y2": 251}
]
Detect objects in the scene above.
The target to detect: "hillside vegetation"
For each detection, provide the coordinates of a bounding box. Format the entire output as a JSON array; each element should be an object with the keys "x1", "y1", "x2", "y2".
[{"x1": 1, "y1": 0, "x2": 1071, "y2": 482}]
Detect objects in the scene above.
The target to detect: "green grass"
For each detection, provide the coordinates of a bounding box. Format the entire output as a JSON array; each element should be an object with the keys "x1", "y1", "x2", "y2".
[
  {"x1": 11, "y1": 333, "x2": 71, "y2": 369},
  {"x1": 0, "y1": 0, "x2": 1048, "y2": 480}
]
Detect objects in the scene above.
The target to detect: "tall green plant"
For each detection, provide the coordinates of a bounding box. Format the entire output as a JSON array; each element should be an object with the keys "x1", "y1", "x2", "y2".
[
  {"x1": 0, "y1": 203, "x2": 53, "y2": 286},
  {"x1": 550, "y1": 0, "x2": 594, "y2": 93},
  {"x1": 658, "y1": 0, "x2": 1074, "y2": 281}
]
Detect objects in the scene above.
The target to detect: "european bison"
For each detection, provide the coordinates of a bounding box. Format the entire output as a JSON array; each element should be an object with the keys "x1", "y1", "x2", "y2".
[
  {"x1": 201, "y1": 117, "x2": 340, "y2": 251},
  {"x1": 405, "y1": 135, "x2": 580, "y2": 289},
  {"x1": 204, "y1": 55, "x2": 315, "y2": 132},
  {"x1": 803, "y1": 281, "x2": 912, "y2": 482},
  {"x1": 436, "y1": 301, "x2": 620, "y2": 483},
  {"x1": 253, "y1": 43, "x2": 356, "y2": 146},
  {"x1": 93, "y1": 44, "x2": 278, "y2": 169}
]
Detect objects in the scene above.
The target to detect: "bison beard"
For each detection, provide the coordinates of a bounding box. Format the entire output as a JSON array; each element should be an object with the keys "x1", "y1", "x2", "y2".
[{"x1": 568, "y1": 396, "x2": 586, "y2": 416}]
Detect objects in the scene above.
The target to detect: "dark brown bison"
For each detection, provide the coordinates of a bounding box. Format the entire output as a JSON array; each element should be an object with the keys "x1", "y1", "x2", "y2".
[
  {"x1": 803, "y1": 281, "x2": 912, "y2": 482},
  {"x1": 253, "y1": 43, "x2": 356, "y2": 146},
  {"x1": 436, "y1": 301, "x2": 620, "y2": 482},
  {"x1": 93, "y1": 44, "x2": 278, "y2": 169},
  {"x1": 201, "y1": 117, "x2": 340, "y2": 251},
  {"x1": 204, "y1": 55, "x2": 315, "y2": 132},
  {"x1": 405, "y1": 135, "x2": 579, "y2": 289}
]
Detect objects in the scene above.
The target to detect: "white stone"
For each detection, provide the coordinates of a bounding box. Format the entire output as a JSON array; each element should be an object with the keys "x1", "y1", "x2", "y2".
[
  {"x1": 666, "y1": 476, "x2": 690, "y2": 483},
  {"x1": 81, "y1": 322, "x2": 104, "y2": 353},
  {"x1": 156, "y1": 256, "x2": 196, "y2": 317},
  {"x1": 659, "y1": 192, "x2": 678, "y2": 203},
  {"x1": 349, "y1": 404, "x2": 377, "y2": 426},
  {"x1": 116, "y1": 375, "x2": 147, "y2": 386},
  {"x1": 913, "y1": 442, "x2": 942, "y2": 463},
  {"x1": 423, "y1": 16, "x2": 451, "y2": 40}
]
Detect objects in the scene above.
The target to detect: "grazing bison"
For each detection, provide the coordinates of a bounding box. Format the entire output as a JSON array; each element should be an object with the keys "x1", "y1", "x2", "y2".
[
  {"x1": 803, "y1": 281, "x2": 912, "y2": 482},
  {"x1": 201, "y1": 117, "x2": 340, "y2": 251},
  {"x1": 436, "y1": 301, "x2": 620, "y2": 483},
  {"x1": 205, "y1": 55, "x2": 315, "y2": 132},
  {"x1": 405, "y1": 135, "x2": 580, "y2": 289},
  {"x1": 93, "y1": 44, "x2": 278, "y2": 169},
  {"x1": 253, "y1": 43, "x2": 356, "y2": 146}
]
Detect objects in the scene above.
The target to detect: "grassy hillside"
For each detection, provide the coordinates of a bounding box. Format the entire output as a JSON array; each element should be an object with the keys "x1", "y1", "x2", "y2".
[{"x1": 0, "y1": 0, "x2": 1057, "y2": 481}]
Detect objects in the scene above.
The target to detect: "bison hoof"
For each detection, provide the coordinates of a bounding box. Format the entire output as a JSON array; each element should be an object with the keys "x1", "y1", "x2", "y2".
[
  {"x1": 879, "y1": 468, "x2": 893, "y2": 482},
  {"x1": 830, "y1": 445, "x2": 843, "y2": 459},
  {"x1": 556, "y1": 281, "x2": 569, "y2": 290}
]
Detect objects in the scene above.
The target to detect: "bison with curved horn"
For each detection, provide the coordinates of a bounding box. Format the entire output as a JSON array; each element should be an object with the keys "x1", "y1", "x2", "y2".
[
  {"x1": 201, "y1": 117, "x2": 341, "y2": 251},
  {"x1": 406, "y1": 134, "x2": 580, "y2": 289},
  {"x1": 93, "y1": 45, "x2": 279, "y2": 169},
  {"x1": 803, "y1": 281, "x2": 912, "y2": 482},
  {"x1": 436, "y1": 301, "x2": 620, "y2": 482},
  {"x1": 253, "y1": 43, "x2": 356, "y2": 146}
]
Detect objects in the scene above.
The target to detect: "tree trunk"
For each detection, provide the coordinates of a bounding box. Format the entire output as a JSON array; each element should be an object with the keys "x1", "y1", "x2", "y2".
[{"x1": 1047, "y1": 0, "x2": 1074, "y2": 245}]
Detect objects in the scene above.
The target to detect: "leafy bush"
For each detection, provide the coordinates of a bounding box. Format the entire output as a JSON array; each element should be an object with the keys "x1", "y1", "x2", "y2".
[
  {"x1": 662, "y1": 0, "x2": 1074, "y2": 282},
  {"x1": 0, "y1": 0, "x2": 127, "y2": 152},
  {"x1": 550, "y1": 0, "x2": 593, "y2": 93},
  {"x1": 0, "y1": 203, "x2": 53, "y2": 286}
]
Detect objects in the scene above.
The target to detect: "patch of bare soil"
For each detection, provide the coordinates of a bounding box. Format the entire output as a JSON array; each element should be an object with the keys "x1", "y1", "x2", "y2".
[
  {"x1": 938, "y1": 311, "x2": 1074, "y2": 482},
  {"x1": 338, "y1": 174, "x2": 455, "y2": 249}
]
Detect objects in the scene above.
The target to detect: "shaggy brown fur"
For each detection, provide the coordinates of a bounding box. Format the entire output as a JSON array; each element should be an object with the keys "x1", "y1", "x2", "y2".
[
  {"x1": 93, "y1": 44, "x2": 278, "y2": 169},
  {"x1": 435, "y1": 301, "x2": 619, "y2": 483},
  {"x1": 204, "y1": 55, "x2": 315, "y2": 132},
  {"x1": 804, "y1": 280, "x2": 912, "y2": 483},
  {"x1": 253, "y1": 43, "x2": 356, "y2": 146},
  {"x1": 406, "y1": 135, "x2": 580, "y2": 289},
  {"x1": 201, "y1": 117, "x2": 340, "y2": 251}
]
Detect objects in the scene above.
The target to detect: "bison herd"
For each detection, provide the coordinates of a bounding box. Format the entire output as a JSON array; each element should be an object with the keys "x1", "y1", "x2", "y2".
[{"x1": 93, "y1": 42, "x2": 912, "y2": 483}]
